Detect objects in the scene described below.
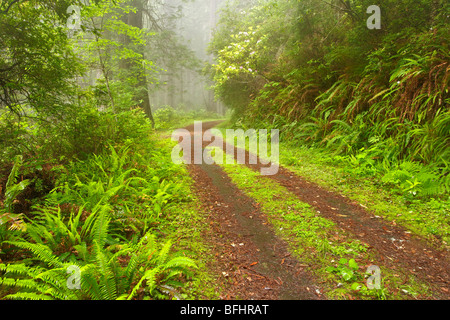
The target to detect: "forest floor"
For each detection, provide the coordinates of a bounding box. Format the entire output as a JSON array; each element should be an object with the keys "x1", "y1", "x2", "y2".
[{"x1": 181, "y1": 121, "x2": 449, "y2": 300}]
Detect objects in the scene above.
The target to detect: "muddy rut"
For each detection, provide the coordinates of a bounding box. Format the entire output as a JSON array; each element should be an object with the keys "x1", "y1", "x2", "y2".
[{"x1": 181, "y1": 121, "x2": 449, "y2": 300}]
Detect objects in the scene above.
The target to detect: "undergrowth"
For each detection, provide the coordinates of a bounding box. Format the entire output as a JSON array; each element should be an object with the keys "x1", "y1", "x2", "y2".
[{"x1": 0, "y1": 108, "x2": 215, "y2": 300}]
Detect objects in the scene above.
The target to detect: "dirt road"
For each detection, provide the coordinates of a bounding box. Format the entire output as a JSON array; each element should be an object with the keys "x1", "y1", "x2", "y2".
[{"x1": 181, "y1": 121, "x2": 449, "y2": 300}]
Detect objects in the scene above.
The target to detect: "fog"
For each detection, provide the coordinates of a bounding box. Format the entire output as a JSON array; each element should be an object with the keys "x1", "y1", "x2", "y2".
[{"x1": 151, "y1": 0, "x2": 227, "y2": 115}]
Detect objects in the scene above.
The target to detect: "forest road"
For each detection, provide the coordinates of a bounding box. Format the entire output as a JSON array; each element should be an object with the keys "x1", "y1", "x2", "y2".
[
  {"x1": 180, "y1": 121, "x2": 449, "y2": 300},
  {"x1": 184, "y1": 121, "x2": 322, "y2": 300}
]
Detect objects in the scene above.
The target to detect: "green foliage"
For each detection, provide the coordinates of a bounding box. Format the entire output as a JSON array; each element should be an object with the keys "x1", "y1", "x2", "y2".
[
  {"x1": 153, "y1": 105, "x2": 223, "y2": 130},
  {"x1": 0, "y1": 105, "x2": 204, "y2": 300},
  {"x1": 0, "y1": 232, "x2": 196, "y2": 300},
  {"x1": 154, "y1": 106, "x2": 182, "y2": 130},
  {"x1": 326, "y1": 258, "x2": 389, "y2": 300},
  {"x1": 3, "y1": 155, "x2": 30, "y2": 215},
  {"x1": 0, "y1": 0, "x2": 212, "y2": 301},
  {"x1": 0, "y1": 135, "x2": 198, "y2": 300},
  {"x1": 76, "y1": 0, "x2": 159, "y2": 114},
  {"x1": 0, "y1": 0, "x2": 83, "y2": 118},
  {"x1": 211, "y1": 0, "x2": 449, "y2": 176},
  {"x1": 326, "y1": 258, "x2": 361, "y2": 283},
  {"x1": 0, "y1": 155, "x2": 30, "y2": 259},
  {"x1": 381, "y1": 161, "x2": 442, "y2": 197}
]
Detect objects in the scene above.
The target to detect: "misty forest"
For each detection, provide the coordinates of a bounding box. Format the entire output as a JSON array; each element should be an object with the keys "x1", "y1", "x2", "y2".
[{"x1": 0, "y1": 0, "x2": 449, "y2": 301}]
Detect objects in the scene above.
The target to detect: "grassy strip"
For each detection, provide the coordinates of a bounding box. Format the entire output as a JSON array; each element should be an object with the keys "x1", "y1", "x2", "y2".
[
  {"x1": 213, "y1": 150, "x2": 431, "y2": 299},
  {"x1": 215, "y1": 125, "x2": 449, "y2": 249},
  {"x1": 279, "y1": 145, "x2": 449, "y2": 248},
  {"x1": 155, "y1": 136, "x2": 221, "y2": 299}
]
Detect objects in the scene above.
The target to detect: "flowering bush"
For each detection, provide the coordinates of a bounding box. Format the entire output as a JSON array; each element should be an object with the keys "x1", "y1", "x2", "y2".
[{"x1": 212, "y1": 26, "x2": 266, "y2": 89}]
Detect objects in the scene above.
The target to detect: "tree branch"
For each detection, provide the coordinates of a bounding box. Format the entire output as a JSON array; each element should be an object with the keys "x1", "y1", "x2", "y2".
[{"x1": 0, "y1": 0, "x2": 22, "y2": 14}]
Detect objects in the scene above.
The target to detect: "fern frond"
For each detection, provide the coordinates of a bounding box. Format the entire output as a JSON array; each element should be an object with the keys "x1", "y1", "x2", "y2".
[
  {"x1": 0, "y1": 263, "x2": 42, "y2": 278},
  {"x1": 156, "y1": 240, "x2": 172, "y2": 265},
  {"x1": 127, "y1": 267, "x2": 160, "y2": 300},
  {"x1": 79, "y1": 265, "x2": 102, "y2": 300},
  {"x1": 35, "y1": 267, "x2": 68, "y2": 289},
  {"x1": 5, "y1": 241, "x2": 63, "y2": 268},
  {"x1": 163, "y1": 256, "x2": 197, "y2": 271},
  {"x1": 93, "y1": 241, "x2": 117, "y2": 300},
  {"x1": 4, "y1": 292, "x2": 54, "y2": 300},
  {"x1": 109, "y1": 144, "x2": 120, "y2": 173},
  {"x1": 91, "y1": 206, "x2": 111, "y2": 248},
  {"x1": 5, "y1": 155, "x2": 23, "y2": 192},
  {"x1": 123, "y1": 254, "x2": 139, "y2": 288}
]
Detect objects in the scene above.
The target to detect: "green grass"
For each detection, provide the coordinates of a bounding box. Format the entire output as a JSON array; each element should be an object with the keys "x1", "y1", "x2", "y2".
[
  {"x1": 215, "y1": 127, "x2": 449, "y2": 249},
  {"x1": 211, "y1": 149, "x2": 432, "y2": 299},
  {"x1": 279, "y1": 144, "x2": 450, "y2": 249},
  {"x1": 155, "y1": 136, "x2": 221, "y2": 300}
]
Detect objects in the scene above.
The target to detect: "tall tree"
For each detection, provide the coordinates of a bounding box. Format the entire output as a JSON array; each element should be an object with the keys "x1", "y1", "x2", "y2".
[{"x1": 121, "y1": 0, "x2": 155, "y2": 126}]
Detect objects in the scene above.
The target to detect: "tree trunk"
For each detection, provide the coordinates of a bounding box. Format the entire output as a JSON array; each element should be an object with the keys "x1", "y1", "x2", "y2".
[{"x1": 122, "y1": 0, "x2": 155, "y2": 127}]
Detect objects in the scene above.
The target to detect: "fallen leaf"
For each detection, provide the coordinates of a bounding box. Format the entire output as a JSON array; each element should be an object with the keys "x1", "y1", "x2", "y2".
[{"x1": 250, "y1": 262, "x2": 258, "y2": 267}]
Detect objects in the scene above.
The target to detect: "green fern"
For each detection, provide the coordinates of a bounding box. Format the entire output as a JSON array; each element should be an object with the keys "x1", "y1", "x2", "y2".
[
  {"x1": 4, "y1": 155, "x2": 30, "y2": 212},
  {"x1": 0, "y1": 155, "x2": 30, "y2": 232},
  {"x1": 91, "y1": 207, "x2": 111, "y2": 248},
  {"x1": 382, "y1": 161, "x2": 443, "y2": 197},
  {"x1": 125, "y1": 267, "x2": 160, "y2": 300},
  {"x1": 5, "y1": 241, "x2": 63, "y2": 268},
  {"x1": 0, "y1": 258, "x2": 81, "y2": 300},
  {"x1": 25, "y1": 205, "x2": 86, "y2": 259},
  {"x1": 91, "y1": 241, "x2": 117, "y2": 300}
]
